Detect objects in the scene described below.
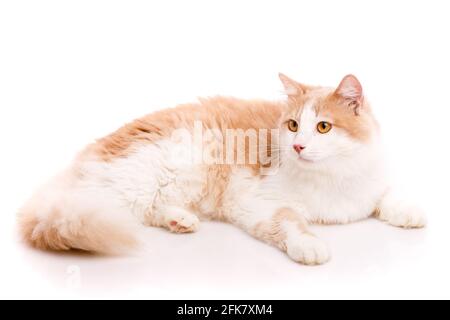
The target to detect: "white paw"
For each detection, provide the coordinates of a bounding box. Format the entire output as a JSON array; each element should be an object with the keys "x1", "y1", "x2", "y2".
[
  {"x1": 166, "y1": 211, "x2": 200, "y2": 233},
  {"x1": 384, "y1": 206, "x2": 427, "y2": 229},
  {"x1": 286, "y1": 234, "x2": 331, "y2": 266},
  {"x1": 379, "y1": 201, "x2": 427, "y2": 229}
]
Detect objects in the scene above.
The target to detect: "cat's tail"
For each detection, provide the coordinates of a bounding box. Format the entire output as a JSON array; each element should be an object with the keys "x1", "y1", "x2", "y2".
[{"x1": 18, "y1": 172, "x2": 141, "y2": 254}]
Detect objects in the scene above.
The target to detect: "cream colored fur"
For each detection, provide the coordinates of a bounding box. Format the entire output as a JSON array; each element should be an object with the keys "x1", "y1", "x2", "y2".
[{"x1": 18, "y1": 74, "x2": 426, "y2": 265}]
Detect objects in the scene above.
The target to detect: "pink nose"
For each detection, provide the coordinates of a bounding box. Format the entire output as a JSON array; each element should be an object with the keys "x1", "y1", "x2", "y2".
[{"x1": 293, "y1": 144, "x2": 305, "y2": 153}]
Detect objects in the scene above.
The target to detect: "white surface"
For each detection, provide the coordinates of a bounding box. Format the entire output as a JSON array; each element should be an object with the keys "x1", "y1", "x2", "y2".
[{"x1": 0, "y1": 0, "x2": 449, "y2": 299}]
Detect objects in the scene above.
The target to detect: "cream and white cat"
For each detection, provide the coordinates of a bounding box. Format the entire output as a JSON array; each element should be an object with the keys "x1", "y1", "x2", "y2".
[{"x1": 18, "y1": 74, "x2": 426, "y2": 265}]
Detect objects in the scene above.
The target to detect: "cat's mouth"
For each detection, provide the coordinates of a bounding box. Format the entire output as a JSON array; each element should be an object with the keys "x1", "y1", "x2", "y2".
[{"x1": 297, "y1": 155, "x2": 315, "y2": 163}]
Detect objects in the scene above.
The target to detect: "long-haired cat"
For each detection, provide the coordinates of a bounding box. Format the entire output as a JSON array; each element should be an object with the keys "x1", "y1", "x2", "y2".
[{"x1": 18, "y1": 74, "x2": 426, "y2": 265}]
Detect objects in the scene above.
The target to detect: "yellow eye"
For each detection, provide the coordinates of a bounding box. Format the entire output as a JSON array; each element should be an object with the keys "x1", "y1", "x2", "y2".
[
  {"x1": 287, "y1": 119, "x2": 299, "y2": 132},
  {"x1": 317, "y1": 121, "x2": 332, "y2": 134}
]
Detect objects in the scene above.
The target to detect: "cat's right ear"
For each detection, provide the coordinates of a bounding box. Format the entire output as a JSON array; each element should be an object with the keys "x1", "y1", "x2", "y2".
[{"x1": 279, "y1": 73, "x2": 306, "y2": 96}]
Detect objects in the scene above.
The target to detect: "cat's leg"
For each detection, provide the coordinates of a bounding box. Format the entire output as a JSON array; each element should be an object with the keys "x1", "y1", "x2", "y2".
[
  {"x1": 227, "y1": 206, "x2": 330, "y2": 265},
  {"x1": 375, "y1": 190, "x2": 427, "y2": 228},
  {"x1": 146, "y1": 205, "x2": 200, "y2": 233}
]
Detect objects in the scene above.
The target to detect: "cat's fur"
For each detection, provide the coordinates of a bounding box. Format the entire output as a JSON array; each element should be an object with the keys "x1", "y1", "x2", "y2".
[{"x1": 18, "y1": 74, "x2": 426, "y2": 265}]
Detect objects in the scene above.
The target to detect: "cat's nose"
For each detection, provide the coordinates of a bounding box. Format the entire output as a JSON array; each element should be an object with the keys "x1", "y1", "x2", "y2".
[{"x1": 293, "y1": 144, "x2": 305, "y2": 153}]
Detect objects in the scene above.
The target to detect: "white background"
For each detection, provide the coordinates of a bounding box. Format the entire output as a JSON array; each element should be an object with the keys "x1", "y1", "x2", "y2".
[{"x1": 1, "y1": 0, "x2": 449, "y2": 299}]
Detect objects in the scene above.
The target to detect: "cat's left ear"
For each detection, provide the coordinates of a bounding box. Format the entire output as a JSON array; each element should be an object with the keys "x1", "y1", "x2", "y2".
[
  {"x1": 279, "y1": 73, "x2": 307, "y2": 96},
  {"x1": 335, "y1": 74, "x2": 364, "y2": 115}
]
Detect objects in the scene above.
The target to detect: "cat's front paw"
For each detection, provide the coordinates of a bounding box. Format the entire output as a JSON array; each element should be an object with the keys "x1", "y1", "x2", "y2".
[
  {"x1": 286, "y1": 234, "x2": 331, "y2": 266},
  {"x1": 382, "y1": 206, "x2": 427, "y2": 229},
  {"x1": 377, "y1": 196, "x2": 427, "y2": 229}
]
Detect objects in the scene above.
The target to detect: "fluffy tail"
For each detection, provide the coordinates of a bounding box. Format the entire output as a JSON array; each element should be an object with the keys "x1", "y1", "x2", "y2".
[{"x1": 18, "y1": 173, "x2": 141, "y2": 254}]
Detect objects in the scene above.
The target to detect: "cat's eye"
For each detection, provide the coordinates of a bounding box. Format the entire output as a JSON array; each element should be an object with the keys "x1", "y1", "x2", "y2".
[
  {"x1": 287, "y1": 119, "x2": 299, "y2": 132},
  {"x1": 317, "y1": 121, "x2": 332, "y2": 134}
]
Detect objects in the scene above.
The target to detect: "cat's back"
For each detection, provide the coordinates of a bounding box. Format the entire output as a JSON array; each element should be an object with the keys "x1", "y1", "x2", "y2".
[{"x1": 84, "y1": 96, "x2": 283, "y2": 161}]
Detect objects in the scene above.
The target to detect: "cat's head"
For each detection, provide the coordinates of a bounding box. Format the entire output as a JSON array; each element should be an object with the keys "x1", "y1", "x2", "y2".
[{"x1": 278, "y1": 74, "x2": 379, "y2": 168}]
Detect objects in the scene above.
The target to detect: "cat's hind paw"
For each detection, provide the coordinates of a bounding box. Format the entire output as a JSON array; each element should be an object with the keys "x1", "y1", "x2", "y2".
[{"x1": 166, "y1": 209, "x2": 200, "y2": 233}]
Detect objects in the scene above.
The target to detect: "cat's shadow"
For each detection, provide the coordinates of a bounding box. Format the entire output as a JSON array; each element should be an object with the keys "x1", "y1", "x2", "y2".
[
  {"x1": 307, "y1": 217, "x2": 428, "y2": 275},
  {"x1": 17, "y1": 218, "x2": 428, "y2": 292}
]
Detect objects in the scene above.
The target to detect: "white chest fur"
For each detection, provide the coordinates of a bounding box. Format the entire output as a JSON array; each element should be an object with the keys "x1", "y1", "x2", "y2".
[{"x1": 261, "y1": 144, "x2": 388, "y2": 224}]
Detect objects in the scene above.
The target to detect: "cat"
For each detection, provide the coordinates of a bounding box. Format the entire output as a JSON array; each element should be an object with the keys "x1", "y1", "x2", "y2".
[{"x1": 18, "y1": 73, "x2": 426, "y2": 265}]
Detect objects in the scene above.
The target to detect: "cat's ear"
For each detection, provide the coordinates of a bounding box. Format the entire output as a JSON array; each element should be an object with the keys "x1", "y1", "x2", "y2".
[
  {"x1": 335, "y1": 74, "x2": 364, "y2": 115},
  {"x1": 279, "y1": 73, "x2": 306, "y2": 96}
]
